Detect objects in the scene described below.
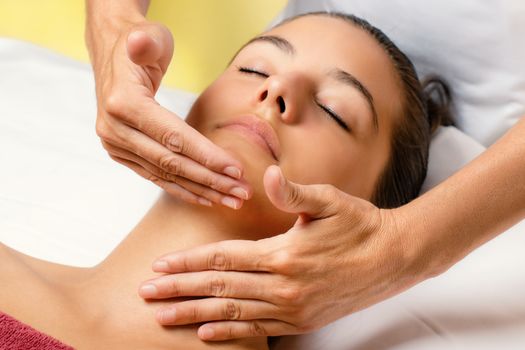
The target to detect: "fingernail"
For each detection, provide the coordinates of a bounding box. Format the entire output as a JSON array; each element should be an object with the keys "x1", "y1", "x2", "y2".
[
  {"x1": 230, "y1": 187, "x2": 249, "y2": 200},
  {"x1": 198, "y1": 197, "x2": 213, "y2": 207},
  {"x1": 139, "y1": 284, "x2": 158, "y2": 298},
  {"x1": 278, "y1": 167, "x2": 286, "y2": 187},
  {"x1": 221, "y1": 196, "x2": 241, "y2": 210},
  {"x1": 199, "y1": 326, "x2": 215, "y2": 340},
  {"x1": 224, "y1": 166, "x2": 242, "y2": 179},
  {"x1": 158, "y1": 309, "x2": 176, "y2": 324},
  {"x1": 128, "y1": 30, "x2": 145, "y2": 41},
  {"x1": 152, "y1": 260, "x2": 169, "y2": 271}
]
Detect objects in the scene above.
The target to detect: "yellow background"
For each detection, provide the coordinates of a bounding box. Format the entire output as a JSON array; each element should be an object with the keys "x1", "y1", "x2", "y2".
[{"x1": 0, "y1": 0, "x2": 286, "y2": 92}]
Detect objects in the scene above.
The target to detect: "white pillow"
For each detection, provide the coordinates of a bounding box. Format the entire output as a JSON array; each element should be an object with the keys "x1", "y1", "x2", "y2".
[{"x1": 274, "y1": 0, "x2": 525, "y2": 146}]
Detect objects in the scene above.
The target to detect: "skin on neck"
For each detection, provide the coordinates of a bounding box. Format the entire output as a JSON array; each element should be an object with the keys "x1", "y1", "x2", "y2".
[{"x1": 8, "y1": 192, "x2": 275, "y2": 349}]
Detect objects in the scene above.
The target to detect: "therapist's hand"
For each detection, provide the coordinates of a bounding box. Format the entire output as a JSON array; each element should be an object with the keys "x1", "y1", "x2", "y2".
[
  {"x1": 139, "y1": 165, "x2": 424, "y2": 340},
  {"x1": 87, "y1": 20, "x2": 250, "y2": 208}
]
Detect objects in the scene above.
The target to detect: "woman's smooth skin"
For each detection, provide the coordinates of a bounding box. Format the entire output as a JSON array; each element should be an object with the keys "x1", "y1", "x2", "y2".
[{"x1": 1, "y1": 12, "x2": 402, "y2": 349}]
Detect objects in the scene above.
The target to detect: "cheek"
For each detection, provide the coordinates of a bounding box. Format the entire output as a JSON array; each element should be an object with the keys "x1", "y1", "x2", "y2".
[
  {"x1": 281, "y1": 126, "x2": 386, "y2": 200},
  {"x1": 186, "y1": 75, "x2": 254, "y2": 132},
  {"x1": 281, "y1": 126, "x2": 351, "y2": 183}
]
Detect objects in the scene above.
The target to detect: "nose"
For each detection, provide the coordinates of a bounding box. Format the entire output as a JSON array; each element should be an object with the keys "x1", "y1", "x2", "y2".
[{"x1": 255, "y1": 73, "x2": 306, "y2": 124}]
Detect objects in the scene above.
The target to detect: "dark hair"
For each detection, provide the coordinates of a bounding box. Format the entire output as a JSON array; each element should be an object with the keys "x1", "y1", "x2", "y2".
[{"x1": 276, "y1": 12, "x2": 454, "y2": 208}]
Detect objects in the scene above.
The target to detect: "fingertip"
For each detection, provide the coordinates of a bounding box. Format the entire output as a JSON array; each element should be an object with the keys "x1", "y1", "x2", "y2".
[
  {"x1": 198, "y1": 197, "x2": 213, "y2": 207},
  {"x1": 263, "y1": 165, "x2": 286, "y2": 203},
  {"x1": 156, "y1": 308, "x2": 176, "y2": 325},
  {"x1": 198, "y1": 325, "x2": 215, "y2": 340},
  {"x1": 126, "y1": 30, "x2": 160, "y2": 65},
  {"x1": 263, "y1": 165, "x2": 280, "y2": 186},
  {"x1": 152, "y1": 260, "x2": 169, "y2": 272},
  {"x1": 155, "y1": 310, "x2": 165, "y2": 324},
  {"x1": 221, "y1": 196, "x2": 243, "y2": 210},
  {"x1": 138, "y1": 283, "x2": 158, "y2": 299},
  {"x1": 223, "y1": 166, "x2": 242, "y2": 180},
  {"x1": 128, "y1": 30, "x2": 148, "y2": 43}
]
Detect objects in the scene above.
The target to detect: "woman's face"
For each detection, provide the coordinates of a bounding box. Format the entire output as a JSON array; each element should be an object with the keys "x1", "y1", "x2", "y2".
[{"x1": 186, "y1": 15, "x2": 402, "y2": 234}]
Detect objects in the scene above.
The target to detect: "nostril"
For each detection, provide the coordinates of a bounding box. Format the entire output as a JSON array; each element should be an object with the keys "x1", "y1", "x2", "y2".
[
  {"x1": 260, "y1": 90, "x2": 268, "y2": 101},
  {"x1": 277, "y1": 96, "x2": 286, "y2": 113}
]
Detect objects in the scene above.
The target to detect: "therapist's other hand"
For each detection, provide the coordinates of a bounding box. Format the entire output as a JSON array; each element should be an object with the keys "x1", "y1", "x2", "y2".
[
  {"x1": 90, "y1": 22, "x2": 250, "y2": 208},
  {"x1": 139, "y1": 165, "x2": 422, "y2": 340}
]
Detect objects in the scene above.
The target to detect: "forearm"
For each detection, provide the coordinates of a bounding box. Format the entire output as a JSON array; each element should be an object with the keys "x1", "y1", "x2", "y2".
[
  {"x1": 85, "y1": 0, "x2": 150, "y2": 67},
  {"x1": 402, "y1": 117, "x2": 525, "y2": 278}
]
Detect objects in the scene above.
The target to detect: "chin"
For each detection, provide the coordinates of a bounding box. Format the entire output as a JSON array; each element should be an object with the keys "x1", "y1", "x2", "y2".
[{"x1": 204, "y1": 133, "x2": 295, "y2": 239}]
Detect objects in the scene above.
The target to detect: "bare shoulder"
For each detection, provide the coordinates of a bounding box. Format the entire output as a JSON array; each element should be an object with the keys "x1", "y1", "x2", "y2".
[
  {"x1": 0, "y1": 243, "x2": 43, "y2": 312},
  {"x1": 0, "y1": 243, "x2": 77, "y2": 321},
  {"x1": 0, "y1": 242, "x2": 28, "y2": 284}
]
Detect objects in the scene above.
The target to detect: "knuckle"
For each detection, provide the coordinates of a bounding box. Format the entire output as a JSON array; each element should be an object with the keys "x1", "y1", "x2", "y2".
[
  {"x1": 296, "y1": 321, "x2": 316, "y2": 333},
  {"x1": 95, "y1": 119, "x2": 111, "y2": 140},
  {"x1": 147, "y1": 173, "x2": 162, "y2": 185},
  {"x1": 167, "y1": 279, "x2": 180, "y2": 297},
  {"x1": 108, "y1": 154, "x2": 121, "y2": 163},
  {"x1": 276, "y1": 285, "x2": 301, "y2": 303},
  {"x1": 100, "y1": 140, "x2": 112, "y2": 152},
  {"x1": 161, "y1": 129, "x2": 184, "y2": 153},
  {"x1": 104, "y1": 91, "x2": 126, "y2": 116},
  {"x1": 323, "y1": 185, "x2": 346, "y2": 214},
  {"x1": 189, "y1": 305, "x2": 199, "y2": 323},
  {"x1": 200, "y1": 153, "x2": 213, "y2": 169},
  {"x1": 159, "y1": 154, "x2": 182, "y2": 176},
  {"x1": 227, "y1": 325, "x2": 235, "y2": 340},
  {"x1": 270, "y1": 250, "x2": 294, "y2": 274},
  {"x1": 287, "y1": 186, "x2": 304, "y2": 207},
  {"x1": 209, "y1": 276, "x2": 226, "y2": 297},
  {"x1": 249, "y1": 321, "x2": 267, "y2": 336},
  {"x1": 323, "y1": 184, "x2": 339, "y2": 199},
  {"x1": 156, "y1": 168, "x2": 171, "y2": 181},
  {"x1": 223, "y1": 300, "x2": 241, "y2": 320},
  {"x1": 154, "y1": 166, "x2": 177, "y2": 183},
  {"x1": 207, "y1": 248, "x2": 229, "y2": 270},
  {"x1": 202, "y1": 176, "x2": 219, "y2": 191}
]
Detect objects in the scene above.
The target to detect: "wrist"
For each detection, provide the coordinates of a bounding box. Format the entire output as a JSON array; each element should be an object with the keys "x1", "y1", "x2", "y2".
[
  {"x1": 84, "y1": 1, "x2": 148, "y2": 67},
  {"x1": 393, "y1": 198, "x2": 455, "y2": 283},
  {"x1": 383, "y1": 202, "x2": 438, "y2": 284}
]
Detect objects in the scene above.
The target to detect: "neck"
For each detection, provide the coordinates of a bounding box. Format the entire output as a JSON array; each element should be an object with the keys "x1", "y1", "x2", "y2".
[{"x1": 62, "y1": 192, "x2": 281, "y2": 348}]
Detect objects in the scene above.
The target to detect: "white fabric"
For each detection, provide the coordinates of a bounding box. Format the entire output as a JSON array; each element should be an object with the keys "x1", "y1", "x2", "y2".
[
  {"x1": 0, "y1": 38, "x2": 523, "y2": 349},
  {"x1": 0, "y1": 38, "x2": 194, "y2": 266},
  {"x1": 272, "y1": 0, "x2": 525, "y2": 146}
]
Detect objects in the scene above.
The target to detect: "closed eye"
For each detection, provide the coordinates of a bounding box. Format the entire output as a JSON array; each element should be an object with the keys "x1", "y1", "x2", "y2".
[
  {"x1": 317, "y1": 103, "x2": 350, "y2": 132},
  {"x1": 237, "y1": 66, "x2": 269, "y2": 78}
]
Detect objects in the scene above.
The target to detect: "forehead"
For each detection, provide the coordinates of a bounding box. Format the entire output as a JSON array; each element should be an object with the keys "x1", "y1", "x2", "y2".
[{"x1": 265, "y1": 15, "x2": 387, "y2": 68}]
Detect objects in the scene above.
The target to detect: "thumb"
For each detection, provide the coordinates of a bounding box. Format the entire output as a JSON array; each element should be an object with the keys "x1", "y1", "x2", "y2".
[
  {"x1": 126, "y1": 24, "x2": 174, "y2": 82},
  {"x1": 263, "y1": 165, "x2": 341, "y2": 220}
]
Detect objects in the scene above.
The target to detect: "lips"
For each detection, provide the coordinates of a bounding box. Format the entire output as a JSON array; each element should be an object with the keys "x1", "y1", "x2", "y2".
[{"x1": 219, "y1": 115, "x2": 281, "y2": 161}]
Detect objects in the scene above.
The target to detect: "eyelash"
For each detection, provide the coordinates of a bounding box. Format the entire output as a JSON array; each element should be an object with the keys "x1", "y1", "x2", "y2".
[{"x1": 237, "y1": 65, "x2": 350, "y2": 132}]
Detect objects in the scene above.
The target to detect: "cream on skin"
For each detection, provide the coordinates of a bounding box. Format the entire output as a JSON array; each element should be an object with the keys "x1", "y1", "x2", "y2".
[{"x1": 0, "y1": 15, "x2": 403, "y2": 349}]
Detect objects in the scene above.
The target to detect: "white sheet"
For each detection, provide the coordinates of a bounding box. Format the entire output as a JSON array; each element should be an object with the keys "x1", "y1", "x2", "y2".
[{"x1": 1, "y1": 38, "x2": 524, "y2": 349}]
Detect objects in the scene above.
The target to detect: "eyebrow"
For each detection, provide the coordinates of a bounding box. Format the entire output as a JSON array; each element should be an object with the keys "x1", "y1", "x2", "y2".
[{"x1": 237, "y1": 35, "x2": 379, "y2": 131}]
